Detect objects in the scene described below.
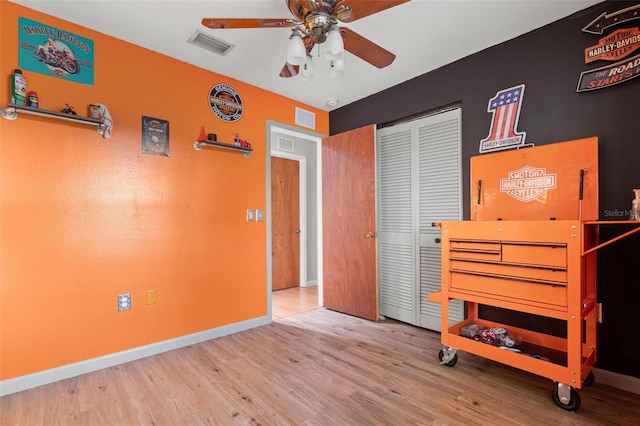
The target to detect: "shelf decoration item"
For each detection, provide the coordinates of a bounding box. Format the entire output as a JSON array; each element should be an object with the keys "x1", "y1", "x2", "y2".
[
  {"x1": 10, "y1": 69, "x2": 27, "y2": 105},
  {"x1": 89, "y1": 103, "x2": 113, "y2": 138},
  {"x1": 197, "y1": 125, "x2": 207, "y2": 142}
]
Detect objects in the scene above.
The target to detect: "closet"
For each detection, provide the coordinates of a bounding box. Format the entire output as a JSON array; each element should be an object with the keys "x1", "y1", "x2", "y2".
[{"x1": 377, "y1": 108, "x2": 464, "y2": 330}]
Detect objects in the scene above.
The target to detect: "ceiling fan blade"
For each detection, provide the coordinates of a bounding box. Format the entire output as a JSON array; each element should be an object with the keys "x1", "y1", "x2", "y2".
[
  {"x1": 341, "y1": 27, "x2": 396, "y2": 68},
  {"x1": 279, "y1": 62, "x2": 300, "y2": 78},
  {"x1": 334, "y1": 0, "x2": 410, "y2": 23},
  {"x1": 201, "y1": 18, "x2": 298, "y2": 29}
]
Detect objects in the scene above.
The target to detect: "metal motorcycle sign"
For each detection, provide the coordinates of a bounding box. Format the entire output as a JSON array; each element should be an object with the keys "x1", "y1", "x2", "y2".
[{"x1": 18, "y1": 17, "x2": 94, "y2": 86}]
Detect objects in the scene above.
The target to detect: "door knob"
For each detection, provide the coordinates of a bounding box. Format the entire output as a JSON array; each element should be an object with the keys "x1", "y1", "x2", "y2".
[
  {"x1": 365, "y1": 232, "x2": 376, "y2": 239},
  {"x1": 435, "y1": 238, "x2": 441, "y2": 243},
  {"x1": 294, "y1": 229, "x2": 301, "y2": 234}
]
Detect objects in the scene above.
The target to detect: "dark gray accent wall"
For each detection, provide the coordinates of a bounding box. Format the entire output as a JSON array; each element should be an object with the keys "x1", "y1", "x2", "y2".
[{"x1": 330, "y1": 1, "x2": 640, "y2": 378}]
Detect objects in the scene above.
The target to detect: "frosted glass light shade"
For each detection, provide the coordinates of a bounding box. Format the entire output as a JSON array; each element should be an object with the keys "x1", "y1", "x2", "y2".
[
  {"x1": 329, "y1": 56, "x2": 346, "y2": 78},
  {"x1": 287, "y1": 33, "x2": 306, "y2": 66},
  {"x1": 299, "y1": 55, "x2": 315, "y2": 81},
  {"x1": 301, "y1": 55, "x2": 315, "y2": 76},
  {"x1": 324, "y1": 27, "x2": 344, "y2": 60}
]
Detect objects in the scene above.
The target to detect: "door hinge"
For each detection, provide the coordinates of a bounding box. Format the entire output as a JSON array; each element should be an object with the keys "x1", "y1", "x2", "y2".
[{"x1": 596, "y1": 303, "x2": 603, "y2": 323}]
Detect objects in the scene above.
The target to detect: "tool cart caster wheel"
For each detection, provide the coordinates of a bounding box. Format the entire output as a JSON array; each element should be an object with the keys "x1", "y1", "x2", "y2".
[
  {"x1": 582, "y1": 371, "x2": 595, "y2": 387},
  {"x1": 438, "y1": 348, "x2": 458, "y2": 367},
  {"x1": 551, "y1": 384, "x2": 581, "y2": 411}
]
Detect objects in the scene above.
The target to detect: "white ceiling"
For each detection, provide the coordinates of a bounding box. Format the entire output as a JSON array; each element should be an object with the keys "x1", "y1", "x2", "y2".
[{"x1": 10, "y1": 0, "x2": 601, "y2": 111}]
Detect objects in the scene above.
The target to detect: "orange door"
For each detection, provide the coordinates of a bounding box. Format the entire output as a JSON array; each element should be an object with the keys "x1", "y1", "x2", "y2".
[
  {"x1": 322, "y1": 125, "x2": 378, "y2": 320},
  {"x1": 271, "y1": 157, "x2": 300, "y2": 291}
]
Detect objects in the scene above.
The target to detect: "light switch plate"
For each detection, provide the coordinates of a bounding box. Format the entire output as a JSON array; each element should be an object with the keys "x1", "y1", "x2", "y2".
[
  {"x1": 256, "y1": 209, "x2": 264, "y2": 222},
  {"x1": 118, "y1": 293, "x2": 131, "y2": 311},
  {"x1": 246, "y1": 209, "x2": 255, "y2": 222}
]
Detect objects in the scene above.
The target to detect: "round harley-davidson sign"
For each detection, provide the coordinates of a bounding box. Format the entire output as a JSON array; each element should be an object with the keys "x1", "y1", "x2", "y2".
[{"x1": 209, "y1": 84, "x2": 243, "y2": 122}]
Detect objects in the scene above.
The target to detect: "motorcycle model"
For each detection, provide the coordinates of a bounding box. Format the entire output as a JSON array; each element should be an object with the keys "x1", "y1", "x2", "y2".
[{"x1": 35, "y1": 45, "x2": 80, "y2": 75}]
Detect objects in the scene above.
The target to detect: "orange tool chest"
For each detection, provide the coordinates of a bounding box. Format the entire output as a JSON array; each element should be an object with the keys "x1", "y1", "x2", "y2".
[{"x1": 428, "y1": 137, "x2": 640, "y2": 411}]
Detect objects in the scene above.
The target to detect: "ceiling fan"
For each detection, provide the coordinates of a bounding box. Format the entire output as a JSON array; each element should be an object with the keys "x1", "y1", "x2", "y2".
[{"x1": 202, "y1": 0, "x2": 410, "y2": 78}]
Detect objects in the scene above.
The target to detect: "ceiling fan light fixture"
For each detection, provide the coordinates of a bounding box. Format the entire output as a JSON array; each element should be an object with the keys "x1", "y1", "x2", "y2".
[
  {"x1": 301, "y1": 54, "x2": 315, "y2": 76},
  {"x1": 329, "y1": 57, "x2": 346, "y2": 78},
  {"x1": 299, "y1": 71, "x2": 315, "y2": 82},
  {"x1": 323, "y1": 26, "x2": 344, "y2": 60},
  {"x1": 299, "y1": 54, "x2": 315, "y2": 81},
  {"x1": 287, "y1": 29, "x2": 307, "y2": 66}
]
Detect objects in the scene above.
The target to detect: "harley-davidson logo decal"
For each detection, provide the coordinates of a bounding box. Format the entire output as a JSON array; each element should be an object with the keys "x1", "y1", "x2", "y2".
[
  {"x1": 584, "y1": 27, "x2": 640, "y2": 63},
  {"x1": 479, "y1": 85, "x2": 529, "y2": 153},
  {"x1": 500, "y1": 165, "x2": 557, "y2": 202},
  {"x1": 209, "y1": 84, "x2": 243, "y2": 122}
]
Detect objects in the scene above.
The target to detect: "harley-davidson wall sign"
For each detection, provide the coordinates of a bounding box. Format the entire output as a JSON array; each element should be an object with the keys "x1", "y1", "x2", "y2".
[
  {"x1": 17, "y1": 17, "x2": 94, "y2": 85},
  {"x1": 209, "y1": 84, "x2": 243, "y2": 122},
  {"x1": 478, "y1": 84, "x2": 531, "y2": 154},
  {"x1": 577, "y1": 4, "x2": 640, "y2": 92}
]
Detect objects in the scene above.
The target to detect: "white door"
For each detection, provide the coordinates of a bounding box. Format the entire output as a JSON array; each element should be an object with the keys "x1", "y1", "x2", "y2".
[
  {"x1": 377, "y1": 108, "x2": 463, "y2": 331},
  {"x1": 416, "y1": 109, "x2": 463, "y2": 331}
]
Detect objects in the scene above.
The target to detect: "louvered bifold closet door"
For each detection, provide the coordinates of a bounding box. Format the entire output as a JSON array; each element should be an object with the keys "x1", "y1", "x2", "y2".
[
  {"x1": 377, "y1": 122, "x2": 415, "y2": 323},
  {"x1": 417, "y1": 109, "x2": 464, "y2": 331}
]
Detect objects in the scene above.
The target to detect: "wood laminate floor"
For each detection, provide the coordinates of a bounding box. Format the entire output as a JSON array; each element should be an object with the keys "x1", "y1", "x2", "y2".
[
  {"x1": 1, "y1": 308, "x2": 638, "y2": 425},
  {"x1": 272, "y1": 286, "x2": 319, "y2": 321}
]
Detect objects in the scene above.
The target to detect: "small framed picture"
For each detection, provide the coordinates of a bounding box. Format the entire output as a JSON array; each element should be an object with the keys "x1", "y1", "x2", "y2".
[{"x1": 142, "y1": 116, "x2": 169, "y2": 156}]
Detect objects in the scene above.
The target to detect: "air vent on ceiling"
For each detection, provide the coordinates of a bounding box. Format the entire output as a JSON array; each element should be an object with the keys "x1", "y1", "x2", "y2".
[
  {"x1": 295, "y1": 107, "x2": 316, "y2": 130},
  {"x1": 276, "y1": 137, "x2": 295, "y2": 152},
  {"x1": 187, "y1": 30, "x2": 235, "y2": 56}
]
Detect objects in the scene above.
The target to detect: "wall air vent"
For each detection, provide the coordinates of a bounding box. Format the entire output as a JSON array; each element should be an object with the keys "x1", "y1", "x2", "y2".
[
  {"x1": 187, "y1": 30, "x2": 235, "y2": 56},
  {"x1": 295, "y1": 107, "x2": 316, "y2": 130},
  {"x1": 276, "y1": 136, "x2": 295, "y2": 152}
]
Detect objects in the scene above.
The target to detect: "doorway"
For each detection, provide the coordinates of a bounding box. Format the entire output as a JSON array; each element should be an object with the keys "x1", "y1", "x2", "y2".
[
  {"x1": 271, "y1": 155, "x2": 302, "y2": 291},
  {"x1": 271, "y1": 154, "x2": 306, "y2": 291},
  {"x1": 267, "y1": 123, "x2": 324, "y2": 320}
]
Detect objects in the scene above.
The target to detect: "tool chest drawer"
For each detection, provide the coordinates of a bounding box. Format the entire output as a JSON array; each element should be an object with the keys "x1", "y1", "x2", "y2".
[
  {"x1": 449, "y1": 271, "x2": 567, "y2": 308},
  {"x1": 447, "y1": 237, "x2": 569, "y2": 307},
  {"x1": 449, "y1": 259, "x2": 568, "y2": 284},
  {"x1": 501, "y1": 243, "x2": 567, "y2": 268}
]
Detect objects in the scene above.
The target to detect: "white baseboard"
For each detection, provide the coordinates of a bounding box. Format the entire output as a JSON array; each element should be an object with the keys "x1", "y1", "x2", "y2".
[
  {"x1": 301, "y1": 280, "x2": 317, "y2": 288},
  {"x1": 0, "y1": 315, "x2": 270, "y2": 397},
  {"x1": 593, "y1": 367, "x2": 640, "y2": 395}
]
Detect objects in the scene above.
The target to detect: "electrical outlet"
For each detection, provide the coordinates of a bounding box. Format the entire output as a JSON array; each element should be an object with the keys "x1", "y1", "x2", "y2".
[
  {"x1": 146, "y1": 289, "x2": 156, "y2": 305},
  {"x1": 118, "y1": 293, "x2": 131, "y2": 311},
  {"x1": 246, "y1": 208, "x2": 255, "y2": 222}
]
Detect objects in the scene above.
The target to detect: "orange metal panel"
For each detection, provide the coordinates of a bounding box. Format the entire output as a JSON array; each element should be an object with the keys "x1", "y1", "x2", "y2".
[
  {"x1": 501, "y1": 244, "x2": 567, "y2": 267},
  {"x1": 450, "y1": 273, "x2": 567, "y2": 307},
  {"x1": 471, "y1": 137, "x2": 599, "y2": 221},
  {"x1": 450, "y1": 260, "x2": 568, "y2": 284},
  {"x1": 445, "y1": 290, "x2": 569, "y2": 318}
]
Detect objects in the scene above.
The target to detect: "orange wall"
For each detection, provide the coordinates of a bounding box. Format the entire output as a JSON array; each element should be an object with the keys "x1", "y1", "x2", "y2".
[{"x1": 0, "y1": 1, "x2": 328, "y2": 380}]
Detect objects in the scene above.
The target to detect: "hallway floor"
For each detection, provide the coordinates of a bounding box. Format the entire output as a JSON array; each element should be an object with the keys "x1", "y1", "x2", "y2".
[{"x1": 272, "y1": 286, "x2": 319, "y2": 320}]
